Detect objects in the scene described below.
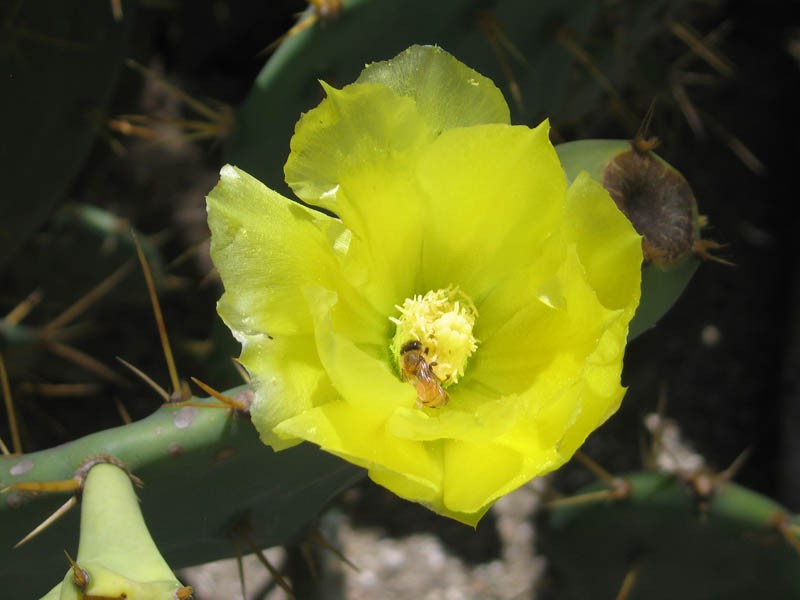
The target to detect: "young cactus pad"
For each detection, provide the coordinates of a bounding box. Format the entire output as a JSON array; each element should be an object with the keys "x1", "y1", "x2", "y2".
[
  {"x1": 539, "y1": 471, "x2": 800, "y2": 599},
  {"x1": 39, "y1": 461, "x2": 190, "y2": 599},
  {"x1": 0, "y1": 393, "x2": 362, "y2": 598}
]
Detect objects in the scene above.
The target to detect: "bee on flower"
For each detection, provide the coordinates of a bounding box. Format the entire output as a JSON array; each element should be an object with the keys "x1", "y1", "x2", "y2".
[{"x1": 399, "y1": 340, "x2": 449, "y2": 409}]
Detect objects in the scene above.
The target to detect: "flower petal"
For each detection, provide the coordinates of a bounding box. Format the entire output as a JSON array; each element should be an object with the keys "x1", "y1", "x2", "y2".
[
  {"x1": 286, "y1": 83, "x2": 433, "y2": 312},
  {"x1": 468, "y1": 246, "x2": 621, "y2": 397},
  {"x1": 442, "y1": 439, "x2": 526, "y2": 515},
  {"x1": 285, "y1": 82, "x2": 430, "y2": 210},
  {"x1": 554, "y1": 311, "x2": 631, "y2": 457},
  {"x1": 304, "y1": 286, "x2": 416, "y2": 414},
  {"x1": 563, "y1": 171, "x2": 643, "y2": 310},
  {"x1": 208, "y1": 165, "x2": 356, "y2": 337},
  {"x1": 414, "y1": 121, "x2": 566, "y2": 302},
  {"x1": 356, "y1": 44, "x2": 510, "y2": 132},
  {"x1": 386, "y1": 385, "x2": 524, "y2": 442},
  {"x1": 274, "y1": 401, "x2": 442, "y2": 497},
  {"x1": 245, "y1": 334, "x2": 332, "y2": 450}
]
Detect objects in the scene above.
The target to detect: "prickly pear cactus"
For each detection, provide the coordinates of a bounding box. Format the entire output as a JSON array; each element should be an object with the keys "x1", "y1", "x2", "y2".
[
  {"x1": 0, "y1": 1, "x2": 784, "y2": 598},
  {"x1": 0, "y1": 395, "x2": 362, "y2": 597}
]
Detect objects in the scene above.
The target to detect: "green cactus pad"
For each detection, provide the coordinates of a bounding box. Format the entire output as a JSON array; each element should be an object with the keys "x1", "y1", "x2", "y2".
[
  {"x1": 0, "y1": 0, "x2": 133, "y2": 268},
  {"x1": 0, "y1": 391, "x2": 362, "y2": 598},
  {"x1": 539, "y1": 471, "x2": 800, "y2": 599}
]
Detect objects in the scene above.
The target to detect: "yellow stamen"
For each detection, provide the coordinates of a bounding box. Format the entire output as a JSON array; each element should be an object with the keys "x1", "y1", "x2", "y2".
[{"x1": 389, "y1": 285, "x2": 478, "y2": 385}]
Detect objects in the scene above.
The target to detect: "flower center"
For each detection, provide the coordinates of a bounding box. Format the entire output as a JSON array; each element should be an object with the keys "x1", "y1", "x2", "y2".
[{"x1": 389, "y1": 285, "x2": 478, "y2": 387}]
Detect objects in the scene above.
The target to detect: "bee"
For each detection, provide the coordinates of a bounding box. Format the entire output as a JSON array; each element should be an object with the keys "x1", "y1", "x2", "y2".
[{"x1": 399, "y1": 340, "x2": 449, "y2": 408}]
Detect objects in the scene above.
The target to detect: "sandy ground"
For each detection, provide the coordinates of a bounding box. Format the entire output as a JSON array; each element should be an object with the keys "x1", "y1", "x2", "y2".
[{"x1": 180, "y1": 479, "x2": 546, "y2": 600}]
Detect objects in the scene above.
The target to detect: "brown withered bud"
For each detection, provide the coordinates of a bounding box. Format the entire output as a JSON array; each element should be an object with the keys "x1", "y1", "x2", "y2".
[{"x1": 602, "y1": 141, "x2": 729, "y2": 267}]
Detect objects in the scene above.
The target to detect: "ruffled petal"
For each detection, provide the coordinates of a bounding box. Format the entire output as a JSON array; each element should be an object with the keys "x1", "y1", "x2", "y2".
[
  {"x1": 563, "y1": 171, "x2": 643, "y2": 310},
  {"x1": 285, "y1": 82, "x2": 431, "y2": 210},
  {"x1": 441, "y1": 439, "x2": 525, "y2": 515},
  {"x1": 356, "y1": 44, "x2": 510, "y2": 132},
  {"x1": 245, "y1": 334, "x2": 332, "y2": 450},
  {"x1": 274, "y1": 401, "x2": 442, "y2": 495},
  {"x1": 414, "y1": 121, "x2": 566, "y2": 303},
  {"x1": 468, "y1": 246, "x2": 621, "y2": 397},
  {"x1": 554, "y1": 310, "x2": 631, "y2": 457},
  {"x1": 207, "y1": 165, "x2": 366, "y2": 338},
  {"x1": 286, "y1": 83, "x2": 433, "y2": 313},
  {"x1": 304, "y1": 286, "x2": 416, "y2": 414}
]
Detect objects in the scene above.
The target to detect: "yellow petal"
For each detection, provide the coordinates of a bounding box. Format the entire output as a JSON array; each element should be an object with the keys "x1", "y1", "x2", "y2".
[
  {"x1": 304, "y1": 286, "x2": 416, "y2": 414},
  {"x1": 414, "y1": 121, "x2": 566, "y2": 303},
  {"x1": 555, "y1": 311, "x2": 631, "y2": 458},
  {"x1": 286, "y1": 83, "x2": 432, "y2": 313},
  {"x1": 357, "y1": 44, "x2": 510, "y2": 132},
  {"x1": 274, "y1": 401, "x2": 442, "y2": 495},
  {"x1": 563, "y1": 171, "x2": 643, "y2": 310},
  {"x1": 469, "y1": 246, "x2": 620, "y2": 397},
  {"x1": 441, "y1": 439, "x2": 526, "y2": 515},
  {"x1": 245, "y1": 334, "x2": 334, "y2": 451},
  {"x1": 207, "y1": 164, "x2": 375, "y2": 338}
]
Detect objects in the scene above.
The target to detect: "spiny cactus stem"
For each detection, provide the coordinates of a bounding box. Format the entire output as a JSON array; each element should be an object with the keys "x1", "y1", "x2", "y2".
[
  {"x1": 5, "y1": 455, "x2": 143, "y2": 548},
  {"x1": 615, "y1": 559, "x2": 641, "y2": 600},
  {"x1": 39, "y1": 461, "x2": 192, "y2": 600},
  {"x1": 77, "y1": 463, "x2": 172, "y2": 580},
  {"x1": 42, "y1": 259, "x2": 135, "y2": 333},
  {"x1": 14, "y1": 496, "x2": 77, "y2": 548},
  {"x1": 0, "y1": 351, "x2": 22, "y2": 454},
  {"x1": 242, "y1": 532, "x2": 296, "y2": 599},
  {"x1": 2, "y1": 392, "x2": 248, "y2": 509},
  {"x1": 544, "y1": 488, "x2": 630, "y2": 509},
  {"x1": 3, "y1": 287, "x2": 43, "y2": 326},
  {"x1": 132, "y1": 231, "x2": 182, "y2": 399},
  {"x1": 574, "y1": 450, "x2": 631, "y2": 498},
  {"x1": 189, "y1": 377, "x2": 251, "y2": 412},
  {"x1": 116, "y1": 356, "x2": 171, "y2": 402}
]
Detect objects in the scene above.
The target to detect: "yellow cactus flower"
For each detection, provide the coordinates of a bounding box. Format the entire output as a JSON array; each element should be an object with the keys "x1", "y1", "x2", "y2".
[{"x1": 207, "y1": 45, "x2": 642, "y2": 525}]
